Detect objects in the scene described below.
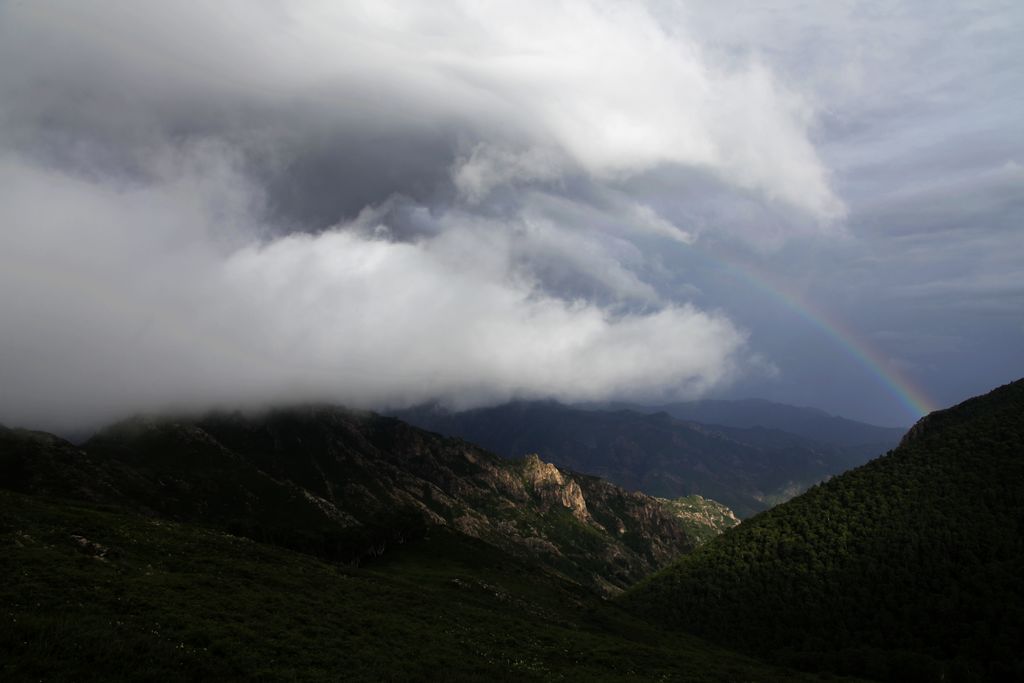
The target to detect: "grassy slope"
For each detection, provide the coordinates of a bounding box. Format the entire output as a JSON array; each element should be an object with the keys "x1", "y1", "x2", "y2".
[
  {"x1": 0, "y1": 490, "x2": 859, "y2": 682},
  {"x1": 623, "y1": 379, "x2": 1024, "y2": 682}
]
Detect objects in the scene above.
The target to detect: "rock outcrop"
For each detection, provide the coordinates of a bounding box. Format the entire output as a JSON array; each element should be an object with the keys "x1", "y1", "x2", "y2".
[{"x1": 657, "y1": 494, "x2": 740, "y2": 545}]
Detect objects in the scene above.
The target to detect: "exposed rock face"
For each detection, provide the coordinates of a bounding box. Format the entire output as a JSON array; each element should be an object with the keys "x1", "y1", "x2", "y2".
[
  {"x1": 520, "y1": 453, "x2": 592, "y2": 523},
  {"x1": 0, "y1": 407, "x2": 696, "y2": 593},
  {"x1": 657, "y1": 495, "x2": 740, "y2": 545}
]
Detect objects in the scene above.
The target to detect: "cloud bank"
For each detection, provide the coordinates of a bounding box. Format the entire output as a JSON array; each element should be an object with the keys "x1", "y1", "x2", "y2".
[
  {"x1": 0, "y1": 148, "x2": 747, "y2": 429},
  {"x1": 0, "y1": 0, "x2": 842, "y2": 430}
]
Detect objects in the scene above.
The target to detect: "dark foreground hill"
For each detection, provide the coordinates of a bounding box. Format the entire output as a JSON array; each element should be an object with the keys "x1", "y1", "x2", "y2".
[
  {"x1": 624, "y1": 379, "x2": 1024, "y2": 682},
  {"x1": 0, "y1": 409, "x2": 858, "y2": 681},
  {"x1": 0, "y1": 490, "x2": 853, "y2": 682},
  {"x1": 398, "y1": 401, "x2": 894, "y2": 517},
  {"x1": 0, "y1": 407, "x2": 702, "y2": 593}
]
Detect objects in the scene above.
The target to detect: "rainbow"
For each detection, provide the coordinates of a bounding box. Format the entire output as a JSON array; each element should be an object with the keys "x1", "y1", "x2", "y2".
[{"x1": 716, "y1": 258, "x2": 937, "y2": 420}]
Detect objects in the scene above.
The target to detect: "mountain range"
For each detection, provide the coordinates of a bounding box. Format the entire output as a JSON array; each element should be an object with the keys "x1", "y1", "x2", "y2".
[
  {"x1": 0, "y1": 407, "x2": 739, "y2": 594},
  {"x1": 1, "y1": 406, "x2": 827, "y2": 681},
  {"x1": 611, "y1": 398, "x2": 907, "y2": 447},
  {"x1": 397, "y1": 400, "x2": 903, "y2": 517}
]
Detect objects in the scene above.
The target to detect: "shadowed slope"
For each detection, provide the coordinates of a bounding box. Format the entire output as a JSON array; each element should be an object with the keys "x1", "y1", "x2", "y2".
[
  {"x1": 2, "y1": 407, "x2": 695, "y2": 592},
  {"x1": 624, "y1": 379, "x2": 1024, "y2": 682},
  {"x1": 0, "y1": 490, "x2": 862, "y2": 682}
]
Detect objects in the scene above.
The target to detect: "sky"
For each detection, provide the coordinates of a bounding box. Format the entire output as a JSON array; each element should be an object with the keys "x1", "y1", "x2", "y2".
[{"x1": 0, "y1": 0, "x2": 1021, "y2": 432}]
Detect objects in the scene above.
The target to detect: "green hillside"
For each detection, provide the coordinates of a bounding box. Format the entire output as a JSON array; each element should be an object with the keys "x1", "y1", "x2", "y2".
[
  {"x1": 624, "y1": 379, "x2": 1024, "y2": 682},
  {"x1": 0, "y1": 490, "x2": 852, "y2": 682}
]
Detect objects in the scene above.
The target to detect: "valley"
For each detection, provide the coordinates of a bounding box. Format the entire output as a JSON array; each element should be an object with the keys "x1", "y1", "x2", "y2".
[{"x1": 398, "y1": 400, "x2": 901, "y2": 517}]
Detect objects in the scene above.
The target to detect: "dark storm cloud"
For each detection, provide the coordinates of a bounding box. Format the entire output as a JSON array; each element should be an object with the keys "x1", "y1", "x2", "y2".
[
  {"x1": 0, "y1": 1, "x2": 843, "y2": 226},
  {"x1": 2, "y1": 1, "x2": 839, "y2": 430},
  {"x1": 1, "y1": 1, "x2": 1019, "y2": 431}
]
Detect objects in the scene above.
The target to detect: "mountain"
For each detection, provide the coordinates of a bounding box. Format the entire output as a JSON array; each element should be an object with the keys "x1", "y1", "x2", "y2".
[
  {"x1": 396, "y1": 401, "x2": 895, "y2": 517},
  {"x1": 624, "y1": 398, "x2": 906, "y2": 452},
  {"x1": 624, "y1": 379, "x2": 1024, "y2": 682},
  {"x1": 0, "y1": 411, "x2": 844, "y2": 681},
  {"x1": 0, "y1": 407, "x2": 697, "y2": 593}
]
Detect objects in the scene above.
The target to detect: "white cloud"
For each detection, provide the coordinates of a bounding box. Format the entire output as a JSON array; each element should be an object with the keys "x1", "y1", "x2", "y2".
[
  {"x1": 0, "y1": 1, "x2": 866, "y2": 430},
  {"x1": 0, "y1": 151, "x2": 747, "y2": 430},
  {"x1": 453, "y1": 145, "x2": 565, "y2": 204}
]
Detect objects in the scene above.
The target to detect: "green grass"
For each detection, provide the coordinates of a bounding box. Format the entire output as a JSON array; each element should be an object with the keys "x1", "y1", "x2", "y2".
[{"x1": 0, "y1": 490, "x2": 857, "y2": 682}]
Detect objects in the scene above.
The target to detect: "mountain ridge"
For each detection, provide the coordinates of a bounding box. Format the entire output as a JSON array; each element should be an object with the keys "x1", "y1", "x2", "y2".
[
  {"x1": 598, "y1": 397, "x2": 907, "y2": 447},
  {"x1": 396, "y1": 400, "x2": 901, "y2": 517},
  {"x1": 1, "y1": 405, "x2": 704, "y2": 593}
]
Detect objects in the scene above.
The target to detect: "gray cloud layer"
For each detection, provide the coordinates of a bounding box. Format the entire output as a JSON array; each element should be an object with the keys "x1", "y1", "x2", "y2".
[
  {"x1": 1, "y1": 1, "x2": 1021, "y2": 430},
  {"x1": 1, "y1": 0, "x2": 827, "y2": 430},
  {"x1": 0, "y1": 149, "x2": 747, "y2": 428}
]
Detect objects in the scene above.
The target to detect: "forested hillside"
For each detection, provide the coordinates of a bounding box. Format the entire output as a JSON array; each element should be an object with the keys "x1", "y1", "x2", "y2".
[{"x1": 625, "y1": 379, "x2": 1024, "y2": 682}]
